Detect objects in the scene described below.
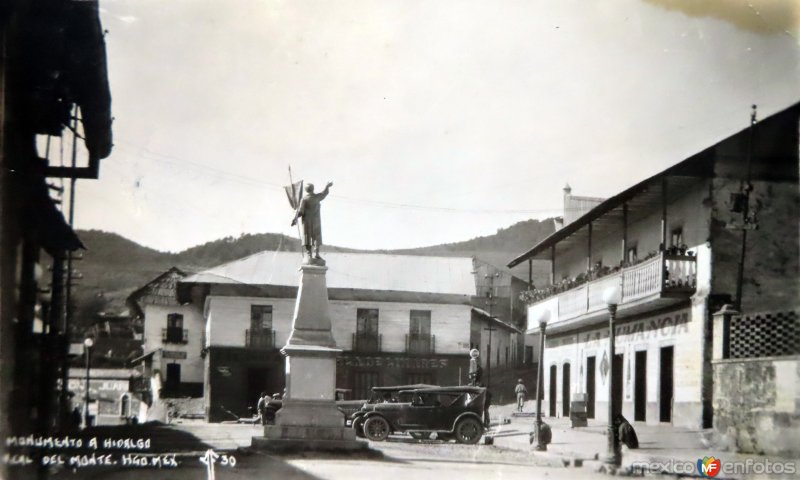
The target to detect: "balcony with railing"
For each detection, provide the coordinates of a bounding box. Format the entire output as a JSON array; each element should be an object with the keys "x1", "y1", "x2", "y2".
[
  {"x1": 525, "y1": 252, "x2": 697, "y2": 331},
  {"x1": 406, "y1": 334, "x2": 435, "y2": 354},
  {"x1": 352, "y1": 333, "x2": 382, "y2": 353},
  {"x1": 245, "y1": 329, "x2": 276, "y2": 349},
  {"x1": 162, "y1": 328, "x2": 188, "y2": 344}
]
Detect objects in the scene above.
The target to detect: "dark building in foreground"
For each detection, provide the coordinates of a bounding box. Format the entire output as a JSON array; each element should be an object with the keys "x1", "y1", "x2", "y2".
[{"x1": 1, "y1": 2, "x2": 114, "y2": 476}]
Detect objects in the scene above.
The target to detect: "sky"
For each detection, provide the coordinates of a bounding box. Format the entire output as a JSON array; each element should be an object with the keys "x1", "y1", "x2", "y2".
[{"x1": 68, "y1": 0, "x2": 800, "y2": 253}]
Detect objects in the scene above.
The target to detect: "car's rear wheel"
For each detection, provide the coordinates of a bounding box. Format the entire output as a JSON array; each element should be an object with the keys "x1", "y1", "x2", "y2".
[
  {"x1": 363, "y1": 416, "x2": 390, "y2": 442},
  {"x1": 353, "y1": 417, "x2": 366, "y2": 438},
  {"x1": 454, "y1": 417, "x2": 483, "y2": 444}
]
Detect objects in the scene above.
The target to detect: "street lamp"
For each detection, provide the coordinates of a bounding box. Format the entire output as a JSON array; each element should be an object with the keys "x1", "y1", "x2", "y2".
[
  {"x1": 533, "y1": 308, "x2": 550, "y2": 451},
  {"x1": 602, "y1": 284, "x2": 622, "y2": 466},
  {"x1": 83, "y1": 337, "x2": 94, "y2": 428}
]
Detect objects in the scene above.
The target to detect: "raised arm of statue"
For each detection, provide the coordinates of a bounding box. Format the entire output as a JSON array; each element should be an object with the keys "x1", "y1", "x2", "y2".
[{"x1": 319, "y1": 182, "x2": 333, "y2": 200}]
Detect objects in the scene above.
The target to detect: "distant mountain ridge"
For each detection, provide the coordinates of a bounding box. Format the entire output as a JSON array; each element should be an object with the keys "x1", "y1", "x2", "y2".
[{"x1": 71, "y1": 218, "x2": 555, "y2": 333}]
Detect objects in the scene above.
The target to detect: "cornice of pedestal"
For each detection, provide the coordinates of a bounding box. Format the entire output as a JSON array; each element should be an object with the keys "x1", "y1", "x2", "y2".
[{"x1": 281, "y1": 344, "x2": 342, "y2": 357}]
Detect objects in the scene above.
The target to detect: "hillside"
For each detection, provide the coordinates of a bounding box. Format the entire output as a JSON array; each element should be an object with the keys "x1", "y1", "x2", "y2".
[
  {"x1": 70, "y1": 218, "x2": 555, "y2": 335},
  {"x1": 382, "y1": 218, "x2": 554, "y2": 280}
]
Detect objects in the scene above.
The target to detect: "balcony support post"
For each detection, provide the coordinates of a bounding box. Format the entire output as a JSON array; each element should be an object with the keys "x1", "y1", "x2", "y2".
[
  {"x1": 587, "y1": 222, "x2": 593, "y2": 274},
  {"x1": 661, "y1": 177, "x2": 668, "y2": 250},
  {"x1": 621, "y1": 203, "x2": 628, "y2": 265}
]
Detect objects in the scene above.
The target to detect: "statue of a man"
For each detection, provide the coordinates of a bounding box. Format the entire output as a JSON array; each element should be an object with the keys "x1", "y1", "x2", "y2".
[{"x1": 291, "y1": 182, "x2": 333, "y2": 261}]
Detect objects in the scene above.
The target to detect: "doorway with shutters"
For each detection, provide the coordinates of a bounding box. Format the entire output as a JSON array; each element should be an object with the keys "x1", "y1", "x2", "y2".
[
  {"x1": 549, "y1": 365, "x2": 557, "y2": 416},
  {"x1": 635, "y1": 350, "x2": 647, "y2": 422},
  {"x1": 659, "y1": 346, "x2": 674, "y2": 423},
  {"x1": 586, "y1": 356, "x2": 596, "y2": 419},
  {"x1": 562, "y1": 363, "x2": 571, "y2": 417}
]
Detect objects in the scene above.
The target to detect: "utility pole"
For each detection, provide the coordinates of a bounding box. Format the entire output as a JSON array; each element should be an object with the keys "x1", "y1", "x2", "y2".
[
  {"x1": 483, "y1": 272, "x2": 500, "y2": 388},
  {"x1": 61, "y1": 107, "x2": 80, "y2": 427},
  {"x1": 732, "y1": 105, "x2": 759, "y2": 311}
]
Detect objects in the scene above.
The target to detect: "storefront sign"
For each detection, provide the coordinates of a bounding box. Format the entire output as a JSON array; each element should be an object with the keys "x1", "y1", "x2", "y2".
[
  {"x1": 162, "y1": 350, "x2": 187, "y2": 359},
  {"x1": 337, "y1": 356, "x2": 449, "y2": 369},
  {"x1": 546, "y1": 310, "x2": 691, "y2": 348}
]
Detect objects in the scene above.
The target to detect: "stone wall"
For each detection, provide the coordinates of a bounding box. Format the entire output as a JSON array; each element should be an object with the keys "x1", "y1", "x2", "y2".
[{"x1": 713, "y1": 356, "x2": 800, "y2": 456}]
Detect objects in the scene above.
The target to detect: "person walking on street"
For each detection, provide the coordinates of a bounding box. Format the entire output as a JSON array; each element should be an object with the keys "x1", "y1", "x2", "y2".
[{"x1": 514, "y1": 379, "x2": 527, "y2": 413}]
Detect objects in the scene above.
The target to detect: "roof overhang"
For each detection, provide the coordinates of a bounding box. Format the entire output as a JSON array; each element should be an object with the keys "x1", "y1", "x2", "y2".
[
  {"x1": 471, "y1": 307, "x2": 523, "y2": 334},
  {"x1": 508, "y1": 151, "x2": 715, "y2": 268},
  {"x1": 508, "y1": 101, "x2": 800, "y2": 269}
]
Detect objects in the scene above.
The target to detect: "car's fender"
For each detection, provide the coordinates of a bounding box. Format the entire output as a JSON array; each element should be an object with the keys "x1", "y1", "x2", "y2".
[{"x1": 450, "y1": 412, "x2": 483, "y2": 432}]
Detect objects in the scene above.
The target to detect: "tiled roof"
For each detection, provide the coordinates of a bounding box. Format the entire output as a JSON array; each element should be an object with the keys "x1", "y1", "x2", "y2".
[
  {"x1": 127, "y1": 267, "x2": 187, "y2": 311},
  {"x1": 182, "y1": 251, "x2": 478, "y2": 296}
]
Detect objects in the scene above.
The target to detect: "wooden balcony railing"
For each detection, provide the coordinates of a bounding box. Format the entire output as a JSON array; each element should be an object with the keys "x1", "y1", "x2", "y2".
[
  {"x1": 352, "y1": 333, "x2": 381, "y2": 353},
  {"x1": 406, "y1": 334, "x2": 435, "y2": 354},
  {"x1": 245, "y1": 329, "x2": 275, "y2": 349},
  {"x1": 527, "y1": 252, "x2": 697, "y2": 328}
]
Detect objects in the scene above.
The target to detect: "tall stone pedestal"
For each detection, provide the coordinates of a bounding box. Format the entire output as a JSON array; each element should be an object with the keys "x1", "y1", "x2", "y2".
[{"x1": 251, "y1": 263, "x2": 367, "y2": 452}]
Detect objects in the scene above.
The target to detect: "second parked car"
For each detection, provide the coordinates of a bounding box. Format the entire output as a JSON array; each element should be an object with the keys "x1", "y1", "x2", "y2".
[{"x1": 358, "y1": 386, "x2": 488, "y2": 444}]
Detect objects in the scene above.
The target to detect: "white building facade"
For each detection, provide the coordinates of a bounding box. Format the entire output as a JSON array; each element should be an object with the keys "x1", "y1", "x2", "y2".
[{"x1": 174, "y1": 253, "x2": 524, "y2": 422}]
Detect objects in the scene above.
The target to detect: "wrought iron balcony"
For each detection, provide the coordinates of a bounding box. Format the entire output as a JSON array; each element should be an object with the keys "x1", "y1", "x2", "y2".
[
  {"x1": 245, "y1": 329, "x2": 275, "y2": 349},
  {"x1": 406, "y1": 334, "x2": 435, "y2": 354},
  {"x1": 162, "y1": 328, "x2": 188, "y2": 344},
  {"x1": 352, "y1": 333, "x2": 382, "y2": 353},
  {"x1": 526, "y1": 252, "x2": 697, "y2": 330}
]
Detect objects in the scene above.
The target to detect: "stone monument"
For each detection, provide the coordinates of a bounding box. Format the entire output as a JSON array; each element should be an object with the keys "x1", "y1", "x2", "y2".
[{"x1": 252, "y1": 180, "x2": 366, "y2": 451}]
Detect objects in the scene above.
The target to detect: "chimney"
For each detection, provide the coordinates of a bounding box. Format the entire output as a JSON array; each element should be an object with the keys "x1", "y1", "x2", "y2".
[{"x1": 562, "y1": 183, "x2": 572, "y2": 225}]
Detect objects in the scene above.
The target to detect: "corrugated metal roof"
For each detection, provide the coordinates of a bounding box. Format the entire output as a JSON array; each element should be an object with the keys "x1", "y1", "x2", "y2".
[{"x1": 182, "y1": 251, "x2": 478, "y2": 296}]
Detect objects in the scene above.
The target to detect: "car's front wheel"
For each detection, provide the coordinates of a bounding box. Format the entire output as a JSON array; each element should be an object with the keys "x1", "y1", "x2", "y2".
[
  {"x1": 454, "y1": 417, "x2": 483, "y2": 444},
  {"x1": 363, "y1": 416, "x2": 391, "y2": 442}
]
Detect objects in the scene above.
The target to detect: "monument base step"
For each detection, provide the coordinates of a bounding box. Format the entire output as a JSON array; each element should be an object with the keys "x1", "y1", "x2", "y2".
[{"x1": 251, "y1": 435, "x2": 369, "y2": 453}]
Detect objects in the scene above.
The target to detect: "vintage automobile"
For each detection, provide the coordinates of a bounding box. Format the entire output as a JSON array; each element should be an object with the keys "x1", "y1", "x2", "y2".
[
  {"x1": 350, "y1": 384, "x2": 438, "y2": 438},
  {"x1": 358, "y1": 386, "x2": 488, "y2": 444}
]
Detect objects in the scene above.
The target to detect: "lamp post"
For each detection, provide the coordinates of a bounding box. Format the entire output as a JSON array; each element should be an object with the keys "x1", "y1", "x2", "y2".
[
  {"x1": 83, "y1": 337, "x2": 93, "y2": 428},
  {"x1": 602, "y1": 284, "x2": 622, "y2": 466},
  {"x1": 533, "y1": 309, "x2": 550, "y2": 451}
]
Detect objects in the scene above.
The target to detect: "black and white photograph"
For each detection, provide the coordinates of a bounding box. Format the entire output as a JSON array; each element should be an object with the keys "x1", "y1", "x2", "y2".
[{"x1": 1, "y1": 1, "x2": 799, "y2": 479}]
